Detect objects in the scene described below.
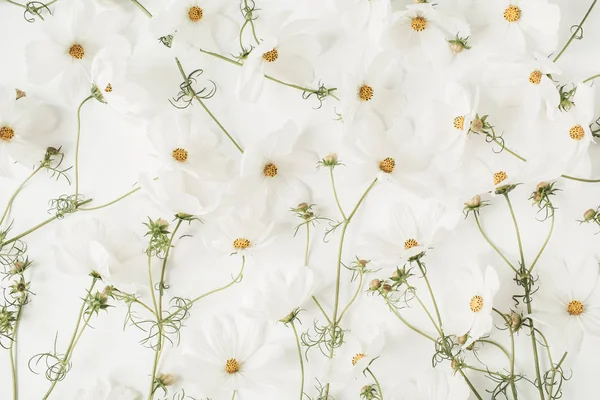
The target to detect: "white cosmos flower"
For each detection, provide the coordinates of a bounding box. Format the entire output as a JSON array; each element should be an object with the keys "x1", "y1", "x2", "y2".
[
  {"x1": 237, "y1": 19, "x2": 320, "y2": 102},
  {"x1": 239, "y1": 121, "x2": 312, "y2": 216},
  {"x1": 337, "y1": 0, "x2": 392, "y2": 39},
  {"x1": 386, "y1": 4, "x2": 454, "y2": 66},
  {"x1": 25, "y1": 1, "x2": 128, "y2": 101},
  {"x1": 246, "y1": 263, "x2": 317, "y2": 322},
  {"x1": 147, "y1": 112, "x2": 230, "y2": 180},
  {"x1": 471, "y1": 0, "x2": 560, "y2": 54},
  {"x1": 139, "y1": 168, "x2": 222, "y2": 218},
  {"x1": 53, "y1": 218, "x2": 143, "y2": 281},
  {"x1": 207, "y1": 208, "x2": 275, "y2": 257},
  {"x1": 338, "y1": 51, "x2": 406, "y2": 124},
  {"x1": 184, "y1": 316, "x2": 283, "y2": 397},
  {"x1": 152, "y1": 0, "x2": 238, "y2": 51},
  {"x1": 75, "y1": 380, "x2": 141, "y2": 400},
  {"x1": 0, "y1": 87, "x2": 57, "y2": 171},
  {"x1": 533, "y1": 256, "x2": 600, "y2": 353},
  {"x1": 445, "y1": 265, "x2": 500, "y2": 345},
  {"x1": 392, "y1": 369, "x2": 469, "y2": 400},
  {"x1": 90, "y1": 44, "x2": 150, "y2": 115}
]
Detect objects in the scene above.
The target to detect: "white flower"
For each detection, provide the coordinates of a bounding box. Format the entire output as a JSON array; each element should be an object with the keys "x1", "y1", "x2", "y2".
[
  {"x1": 139, "y1": 168, "x2": 222, "y2": 218},
  {"x1": 53, "y1": 218, "x2": 143, "y2": 280},
  {"x1": 207, "y1": 208, "x2": 275, "y2": 256},
  {"x1": 445, "y1": 265, "x2": 500, "y2": 345},
  {"x1": 25, "y1": 1, "x2": 128, "y2": 100},
  {"x1": 239, "y1": 121, "x2": 312, "y2": 216},
  {"x1": 533, "y1": 256, "x2": 600, "y2": 352},
  {"x1": 237, "y1": 20, "x2": 320, "y2": 102},
  {"x1": 147, "y1": 112, "x2": 230, "y2": 180},
  {"x1": 245, "y1": 263, "x2": 317, "y2": 322},
  {"x1": 471, "y1": 0, "x2": 560, "y2": 54},
  {"x1": 337, "y1": 0, "x2": 392, "y2": 39},
  {"x1": 184, "y1": 316, "x2": 283, "y2": 397},
  {"x1": 0, "y1": 87, "x2": 57, "y2": 171},
  {"x1": 392, "y1": 369, "x2": 469, "y2": 400},
  {"x1": 75, "y1": 380, "x2": 141, "y2": 400},
  {"x1": 338, "y1": 51, "x2": 406, "y2": 124},
  {"x1": 152, "y1": 0, "x2": 238, "y2": 51}
]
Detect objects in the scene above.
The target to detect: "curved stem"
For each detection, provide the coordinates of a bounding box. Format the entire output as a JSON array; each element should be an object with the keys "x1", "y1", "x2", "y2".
[
  {"x1": 311, "y1": 296, "x2": 331, "y2": 325},
  {"x1": 304, "y1": 224, "x2": 310, "y2": 267},
  {"x1": 365, "y1": 368, "x2": 383, "y2": 399},
  {"x1": 463, "y1": 365, "x2": 507, "y2": 379},
  {"x1": 384, "y1": 297, "x2": 436, "y2": 342},
  {"x1": 477, "y1": 338, "x2": 511, "y2": 363},
  {"x1": 329, "y1": 167, "x2": 347, "y2": 220},
  {"x1": 0, "y1": 165, "x2": 42, "y2": 228},
  {"x1": 2, "y1": 0, "x2": 26, "y2": 8},
  {"x1": 503, "y1": 194, "x2": 525, "y2": 269},
  {"x1": 290, "y1": 320, "x2": 305, "y2": 400},
  {"x1": 528, "y1": 211, "x2": 554, "y2": 274},
  {"x1": 129, "y1": 0, "x2": 152, "y2": 17},
  {"x1": 78, "y1": 186, "x2": 141, "y2": 212},
  {"x1": 583, "y1": 73, "x2": 600, "y2": 83},
  {"x1": 548, "y1": 351, "x2": 568, "y2": 398},
  {"x1": 413, "y1": 292, "x2": 443, "y2": 337},
  {"x1": 242, "y1": 0, "x2": 260, "y2": 46},
  {"x1": 415, "y1": 259, "x2": 442, "y2": 328},
  {"x1": 336, "y1": 273, "x2": 363, "y2": 324},
  {"x1": 474, "y1": 213, "x2": 518, "y2": 273},
  {"x1": 553, "y1": 0, "x2": 598, "y2": 62},
  {"x1": 491, "y1": 308, "x2": 519, "y2": 400},
  {"x1": 74, "y1": 96, "x2": 94, "y2": 201}
]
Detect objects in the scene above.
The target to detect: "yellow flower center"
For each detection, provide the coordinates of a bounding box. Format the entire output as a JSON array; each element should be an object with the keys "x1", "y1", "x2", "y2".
[
  {"x1": 470, "y1": 295, "x2": 484, "y2": 312},
  {"x1": 262, "y1": 49, "x2": 279, "y2": 63},
  {"x1": 188, "y1": 6, "x2": 203, "y2": 22},
  {"x1": 411, "y1": 16, "x2": 427, "y2": 32},
  {"x1": 172, "y1": 148, "x2": 188, "y2": 162},
  {"x1": 69, "y1": 44, "x2": 85, "y2": 60},
  {"x1": 528, "y1": 70, "x2": 542, "y2": 85},
  {"x1": 0, "y1": 126, "x2": 15, "y2": 141},
  {"x1": 104, "y1": 83, "x2": 113, "y2": 92},
  {"x1": 569, "y1": 125, "x2": 585, "y2": 141},
  {"x1": 493, "y1": 171, "x2": 508, "y2": 186},
  {"x1": 358, "y1": 84, "x2": 374, "y2": 101},
  {"x1": 233, "y1": 238, "x2": 251, "y2": 250},
  {"x1": 352, "y1": 353, "x2": 366, "y2": 366},
  {"x1": 453, "y1": 116, "x2": 465, "y2": 130},
  {"x1": 567, "y1": 300, "x2": 584, "y2": 316},
  {"x1": 503, "y1": 5, "x2": 521, "y2": 22},
  {"x1": 404, "y1": 238, "x2": 419, "y2": 250},
  {"x1": 225, "y1": 358, "x2": 240, "y2": 374},
  {"x1": 379, "y1": 157, "x2": 395, "y2": 173},
  {"x1": 263, "y1": 162, "x2": 278, "y2": 177}
]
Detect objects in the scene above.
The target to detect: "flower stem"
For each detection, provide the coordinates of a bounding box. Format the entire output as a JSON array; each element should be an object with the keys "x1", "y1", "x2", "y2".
[
  {"x1": 2, "y1": 0, "x2": 26, "y2": 8},
  {"x1": 474, "y1": 213, "x2": 518, "y2": 273},
  {"x1": 129, "y1": 0, "x2": 152, "y2": 17},
  {"x1": 336, "y1": 273, "x2": 363, "y2": 324},
  {"x1": 365, "y1": 367, "x2": 383, "y2": 399},
  {"x1": 553, "y1": 0, "x2": 598, "y2": 62},
  {"x1": 503, "y1": 194, "x2": 525, "y2": 269},
  {"x1": 174, "y1": 58, "x2": 244, "y2": 153},
  {"x1": 491, "y1": 309, "x2": 518, "y2": 399},
  {"x1": 42, "y1": 278, "x2": 98, "y2": 400},
  {"x1": 329, "y1": 167, "x2": 347, "y2": 220},
  {"x1": 528, "y1": 211, "x2": 554, "y2": 274},
  {"x1": 9, "y1": 292, "x2": 27, "y2": 400},
  {"x1": 457, "y1": 369, "x2": 483, "y2": 400},
  {"x1": 290, "y1": 320, "x2": 305, "y2": 400},
  {"x1": 583, "y1": 73, "x2": 600, "y2": 83},
  {"x1": 74, "y1": 96, "x2": 94, "y2": 201},
  {"x1": 415, "y1": 259, "x2": 442, "y2": 328},
  {"x1": 0, "y1": 165, "x2": 43, "y2": 228},
  {"x1": 304, "y1": 223, "x2": 310, "y2": 266},
  {"x1": 311, "y1": 296, "x2": 331, "y2": 324},
  {"x1": 78, "y1": 186, "x2": 141, "y2": 212},
  {"x1": 384, "y1": 297, "x2": 436, "y2": 342},
  {"x1": 548, "y1": 351, "x2": 568, "y2": 398}
]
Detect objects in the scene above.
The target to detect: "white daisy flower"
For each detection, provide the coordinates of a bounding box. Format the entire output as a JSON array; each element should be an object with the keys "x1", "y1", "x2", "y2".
[
  {"x1": 139, "y1": 168, "x2": 222, "y2": 218},
  {"x1": 184, "y1": 316, "x2": 283, "y2": 397},
  {"x1": 246, "y1": 263, "x2": 318, "y2": 323},
  {"x1": 75, "y1": 380, "x2": 141, "y2": 400},
  {"x1": 533, "y1": 256, "x2": 600, "y2": 352},
  {"x1": 25, "y1": 1, "x2": 128, "y2": 100},
  {"x1": 386, "y1": 3, "x2": 454, "y2": 66},
  {"x1": 152, "y1": 0, "x2": 238, "y2": 51},
  {"x1": 392, "y1": 369, "x2": 469, "y2": 400},
  {"x1": 0, "y1": 86, "x2": 57, "y2": 171},
  {"x1": 207, "y1": 208, "x2": 275, "y2": 257},
  {"x1": 237, "y1": 20, "x2": 320, "y2": 102},
  {"x1": 445, "y1": 265, "x2": 500, "y2": 345},
  {"x1": 338, "y1": 51, "x2": 406, "y2": 124},
  {"x1": 239, "y1": 121, "x2": 312, "y2": 216},
  {"x1": 471, "y1": 0, "x2": 560, "y2": 54},
  {"x1": 53, "y1": 218, "x2": 143, "y2": 281},
  {"x1": 147, "y1": 112, "x2": 230, "y2": 180}
]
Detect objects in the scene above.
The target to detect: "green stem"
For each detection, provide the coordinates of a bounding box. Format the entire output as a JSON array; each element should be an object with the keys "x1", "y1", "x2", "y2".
[
  {"x1": 129, "y1": 0, "x2": 152, "y2": 17},
  {"x1": 74, "y1": 96, "x2": 94, "y2": 201},
  {"x1": 548, "y1": 352, "x2": 568, "y2": 398},
  {"x1": 463, "y1": 365, "x2": 507, "y2": 379},
  {"x1": 0, "y1": 165, "x2": 43, "y2": 228},
  {"x1": 365, "y1": 367, "x2": 383, "y2": 399},
  {"x1": 553, "y1": 0, "x2": 598, "y2": 62},
  {"x1": 583, "y1": 73, "x2": 600, "y2": 83},
  {"x1": 329, "y1": 167, "x2": 347, "y2": 220},
  {"x1": 42, "y1": 278, "x2": 98, "y2": 400},
  {"x1": 147, "y1": 253, "x2": 158, "y2": 321},
  {"x1": 527, "y1": 302, "x2": 546, "y2": 400},
  {"x1": 384, "y1": 297, "x2": 436, "y2": 342},
  {"x1": 476, "y1": 339, "x2": 511, "y2": 362},
  {"x1": 503, "y1": 194, "x2": 525, "y2": 269},
  {"x1": 415, "y1": 259, "x2": 442, "y2": 328},
  {"x1": 492, "y1": 309, "x2": 518, "y2": 400},
  {"x1": 311, "y1": 296, "x2": 331, "y2": 325},
  {"x1": 174, "y1": 58, "x2": 244, "y2": 153},
  {"x1": 336, "y1": 273, "x2": 363, "y2": 324},
  {"x1": 241, "y1": 0, "x2": 260, "y2": 46},
  {"x1": 2, "y1": 0, "x2": 26, "y2": 8},
  {"x1": 290, "y1": 320, "x2": 305, "y2": 400},
  {"x1": 9, "y1": 292, "x2": 26, "y2": 400},
  {"x1": 304, "y1": 224, "x2": 310, "y2": 267},
  {"x1": 78, "y1": 187, "x2": 141, "y2": 212},
  {"x1": 457, "y1": 369, "x2": 483, "y2": 400},
  {"x1": 232, "y1": 390, "x2": 237, "y2": 400},
  {"x1": 528, "y1": 211, "x2": 554, "y2": 274},
  {"x1": 413, "y1": 292, "x2": 443, "y2": 337},
  {"x1": 474, "y1": 213, "x2": 518, "y2": 273}
]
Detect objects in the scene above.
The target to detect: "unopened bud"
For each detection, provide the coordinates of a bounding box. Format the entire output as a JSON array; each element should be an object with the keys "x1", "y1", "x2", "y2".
[
  {"x1": 382, "y1": 284, "x2": 392, "y2": 293},
  {"x1": 369, "y1": 279, "x2": 381, "y2": 290},
  {"x1": 15, "y1": 89, "x2": 26, "y2": 99},
  {"x1": 296, "y1": 202, "x2": 309, "y2": 211},
  {"x1": 449, "y1": 41, "x2": 464, "y2": 54},
  {"x1": 451, "y1": 359, "x2": 459, "y2": 370},
  {"x1": 321, "y1": 153, "x2": 338, "y2": 166},
  {"x1": 536, "y1": 181, "x2": 550, "y2": 190},
  {"x1": 470, "y1": 118, "x2": 484, "y2": 133},
  {"x1": 457, "y1": 334, "x2": 468, "y2": 345},
  {"x1": 157, "y1": 218, "x2": 169, "y2": 228},
  {"x1": 157, "y1": 373, "x2": 177, "y2": 386},
  {"x1": 510, "y1": 311, "x2": 522, "y2": 331},
  {"x1": 464, "y1": 195, "x2": 481, "y2": 208},
  {"x1": 583, "y1": 209, "x2": 597, "y2": 222}
]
